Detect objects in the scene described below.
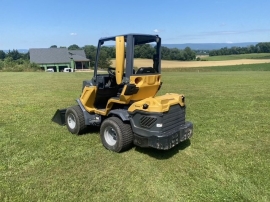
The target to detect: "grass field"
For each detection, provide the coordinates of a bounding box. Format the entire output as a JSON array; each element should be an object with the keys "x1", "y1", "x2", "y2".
[
  {"x1": 204, "y1": 53, "x2": 270, "y2": 61},
  {"x1": 162, "y1": 63, "x2": 270, "y2": 72},
  {"x1": 1, "y1": 69, "x2": 270, "y2": 201},
  {"x1": 111, "y1": 56, "x2": 270, "y2": 69}
]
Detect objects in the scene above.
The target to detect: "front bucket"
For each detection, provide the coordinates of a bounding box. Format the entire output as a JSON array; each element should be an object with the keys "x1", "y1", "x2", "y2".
[{"x1": 52, "y1": 109, "x2": 67, "y2": 125}]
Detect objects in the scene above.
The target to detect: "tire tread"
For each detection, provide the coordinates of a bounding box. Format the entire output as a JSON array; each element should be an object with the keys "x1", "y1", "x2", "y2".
[
  {"x1": 100, "y1": 117, "x2": 133, "y2": 152},
  {"x1": 65, "y1": 105, "x2": 86, "y2": 134}
]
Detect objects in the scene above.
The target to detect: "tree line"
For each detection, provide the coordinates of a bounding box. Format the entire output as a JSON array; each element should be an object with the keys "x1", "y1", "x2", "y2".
[
  {"x1": 0, "y1": 49, "x2": 40, "y2": 72},
  {"x1": 68, "y1": 44, "x2": 196, "y2": 68},
  {"x1": 0, "y1": 44, "x2": 197, "y2": 71},
  {"x1": 209, "y1": 42, "x2": 270, "y2": 56},
  {"x1": 85, "y1": 44, "x2": 197, "y2": 63},
  {"x1": 0, "y1": 49, "x2": 29, "y2": 60},
  {"x1": 6, "y1": 41, "x2": 270, "y2": 71}
]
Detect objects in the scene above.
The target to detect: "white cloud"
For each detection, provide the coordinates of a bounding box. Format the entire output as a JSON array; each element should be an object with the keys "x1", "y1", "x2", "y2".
[
  {"x1": 70, "y1": 33, "x2": 77, "y2": 36},
  {"x1": 153, "y1": 29, "x2": 159, "y2": 33}
]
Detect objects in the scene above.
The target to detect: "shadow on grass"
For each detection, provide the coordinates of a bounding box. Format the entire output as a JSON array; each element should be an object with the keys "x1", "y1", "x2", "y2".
[
  {"x1": 79, "y1": 126, "x2": 100, "y2": 135},
  {"x1": 77, "y1": 126, "x2": 191, "y2": 159},
  {"x1": 134, "y1": 139, "x2": 191, "y2": 159}
]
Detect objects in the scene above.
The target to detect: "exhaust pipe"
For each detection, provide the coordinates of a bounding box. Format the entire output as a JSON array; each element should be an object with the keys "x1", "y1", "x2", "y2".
[{"x1": 52, "y1": 109, "x2": 67, "y2": 125}]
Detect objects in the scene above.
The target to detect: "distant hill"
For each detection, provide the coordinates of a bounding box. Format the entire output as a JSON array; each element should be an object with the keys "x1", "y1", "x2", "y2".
[
  {"x1": 3, "y1": 49, "x2": 28, "y2": 53},
  {"x1": 162, "y1": 42, "x2": 258, "y2": 50}
]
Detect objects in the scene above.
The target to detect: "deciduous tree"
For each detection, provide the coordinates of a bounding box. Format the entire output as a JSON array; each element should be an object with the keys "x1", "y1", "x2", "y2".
[
  {"x1": 0, "y1": 50, "x2": 5, "y2": 60},
  {"x1": 68, "y1": 44, "x2": 81, "y2": 50}
]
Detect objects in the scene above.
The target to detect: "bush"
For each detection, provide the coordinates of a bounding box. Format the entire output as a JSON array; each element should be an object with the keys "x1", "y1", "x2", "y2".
[
  {"x1": 0, "y1": 58, "x2": 41, "y2": 72},
  {"x1": 0, "y1": 60, "x2": 4, "y2": 70}
]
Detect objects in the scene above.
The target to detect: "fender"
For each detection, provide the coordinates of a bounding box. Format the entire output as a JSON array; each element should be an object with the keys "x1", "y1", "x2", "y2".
[
  {"x1": 108, "y1": 109, "x2": 130, "y2": 122},
  {"x1": 76, "y1": 99, "x2": 101, "y2": 126}
]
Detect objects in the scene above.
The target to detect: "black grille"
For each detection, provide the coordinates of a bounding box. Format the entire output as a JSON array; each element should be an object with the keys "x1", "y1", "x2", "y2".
[
  {"x1": 140, "y1": 116, "x2": 157, "y2": 128},
  {"x1": 162, "y1": 105, "x2": 185, "y2": 133}
]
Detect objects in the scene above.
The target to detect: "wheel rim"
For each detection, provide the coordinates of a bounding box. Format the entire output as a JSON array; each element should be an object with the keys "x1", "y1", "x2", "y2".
[
  {"x1": 104, "y1": 126, "x2": 117, "y2": 146},
  {"x1": 67, "y1": 113, "x2": 76, "y2": 129}
]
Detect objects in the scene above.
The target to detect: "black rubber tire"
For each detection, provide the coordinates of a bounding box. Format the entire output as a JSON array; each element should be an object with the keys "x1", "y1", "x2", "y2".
[
  {"x1": 65, "y1": 105, "x2": 86, "y2": 135},
  {"x1": 100, "y1": 117, "x2": 133, "y2": 152}
]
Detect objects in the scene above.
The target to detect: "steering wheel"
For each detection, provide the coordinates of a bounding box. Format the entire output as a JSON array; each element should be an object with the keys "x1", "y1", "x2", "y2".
[{"x1": 108, "y1": 67, "x2": 116, "y2": 77}]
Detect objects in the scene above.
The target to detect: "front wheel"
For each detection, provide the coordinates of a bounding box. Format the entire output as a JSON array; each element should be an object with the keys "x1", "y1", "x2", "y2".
[
  {"x1": 100, "y1": 117, "x2": 133, "y2": 152},
  {"x1": 65, "y1": 105, "x2": 86, "y2": 134}
]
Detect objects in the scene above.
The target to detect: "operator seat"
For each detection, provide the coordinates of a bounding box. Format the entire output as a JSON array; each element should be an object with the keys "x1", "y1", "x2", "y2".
[{"x1": 136, "y1": 67, "x2": 156, "y2": 74}]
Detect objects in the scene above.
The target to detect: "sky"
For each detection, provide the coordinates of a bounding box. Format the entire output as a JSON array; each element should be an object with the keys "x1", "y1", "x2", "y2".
[{"x1": 0, "y1": 0, "x2": 270, "y2": 49}]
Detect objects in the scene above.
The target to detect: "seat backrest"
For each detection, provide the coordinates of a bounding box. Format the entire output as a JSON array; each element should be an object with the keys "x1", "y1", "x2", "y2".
[
  {"x1": 136, "y1": 67, "x2": 156, "y2": 74},
  {"x1": 94, "y1": 74, "x2": 120, "y2": 108}
]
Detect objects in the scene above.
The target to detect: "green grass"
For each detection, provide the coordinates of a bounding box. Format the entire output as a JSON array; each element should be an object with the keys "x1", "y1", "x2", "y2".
[
  {"x1": 1, "y1": 70, "x2": 270, "y2": 201},
  {"x1": 163, "y1": 63, "x2": 270, "y2": 72},
  {"x1": 204, "y1": 53, "x2": 270, "y2": 61}
]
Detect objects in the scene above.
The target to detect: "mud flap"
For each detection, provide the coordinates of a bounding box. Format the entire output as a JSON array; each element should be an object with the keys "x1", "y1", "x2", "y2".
[{"x1": 52, "y1": 109, "x2": 67, "y2": 125}]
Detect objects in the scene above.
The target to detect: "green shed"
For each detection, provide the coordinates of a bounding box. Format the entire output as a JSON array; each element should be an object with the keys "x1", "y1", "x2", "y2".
[{"x1": 29, "y1": 48, "x2": 90, "y2": 72}]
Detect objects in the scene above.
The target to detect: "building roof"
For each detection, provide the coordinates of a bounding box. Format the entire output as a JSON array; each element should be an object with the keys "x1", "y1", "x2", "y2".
[
  {"x1": 68, "y1": 50, "x2": 89, "y2": 62},
  {"x1": 29, "y1": 48, "x2": 89, "y2": 64}
]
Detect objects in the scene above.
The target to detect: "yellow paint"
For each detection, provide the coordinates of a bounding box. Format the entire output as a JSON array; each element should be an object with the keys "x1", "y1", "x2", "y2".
[
  {"x1": 80, "y1": 86, "x2": 129, "y2": 116},
  {"x1": 128, "y1": 74, "x2": 161, "y2": 101},
  {"x1": 94, "y1": 98, "x2": 128, "y2": 116},
  {"x1": 115, "y1": 36, "x2": 125, "y2": 85},
  {"x1": 80, "y1": 84, "x2": 184, "y2": 115},
  {"x1": 79, "y1": 86, "x2": 97, "y2": 112},
  {"x1": 128, "y1": 93, "x2": 185, "y2": 113}
]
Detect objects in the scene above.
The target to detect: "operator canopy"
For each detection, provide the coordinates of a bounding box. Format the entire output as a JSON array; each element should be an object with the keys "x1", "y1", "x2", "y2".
[{"x1": 94, "y1": 34, "x2": 161, "y2": 84}]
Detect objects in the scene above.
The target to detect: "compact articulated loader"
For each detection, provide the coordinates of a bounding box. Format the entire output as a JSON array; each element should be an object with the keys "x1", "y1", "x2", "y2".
[{"x1": 52, "y1": 34, "x2": 193, "y2": 152}]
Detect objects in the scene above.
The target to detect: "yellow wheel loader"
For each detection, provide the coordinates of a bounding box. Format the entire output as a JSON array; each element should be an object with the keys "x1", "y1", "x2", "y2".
[{"x1": 52, "y1": 34, "x2": 193, "y2": 152}]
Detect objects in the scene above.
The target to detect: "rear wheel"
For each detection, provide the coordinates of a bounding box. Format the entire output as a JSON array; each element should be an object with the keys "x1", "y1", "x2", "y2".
[
  {"x1": 65, "y1": 105, "x2": 86, "y2": 134},
  {"x1": 100, "y1": 117, "x2": 133, "y2": 152}
]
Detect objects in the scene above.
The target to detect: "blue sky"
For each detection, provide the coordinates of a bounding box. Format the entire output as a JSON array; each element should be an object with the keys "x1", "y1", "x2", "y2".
[{"x1": 1, "y1": 0, "x2": 270, "y2": 49}]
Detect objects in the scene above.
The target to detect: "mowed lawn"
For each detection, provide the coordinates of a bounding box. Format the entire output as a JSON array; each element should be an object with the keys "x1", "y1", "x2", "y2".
[
  {"x1": 0, "y1": 70, "x2": 269, "y2": 201},
  {"x1": 111, "y1": 57, "x2": 270, "y2": 68},
  {"x1": 204, "y1": 53, "x2": 270, "y2": 61}
]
